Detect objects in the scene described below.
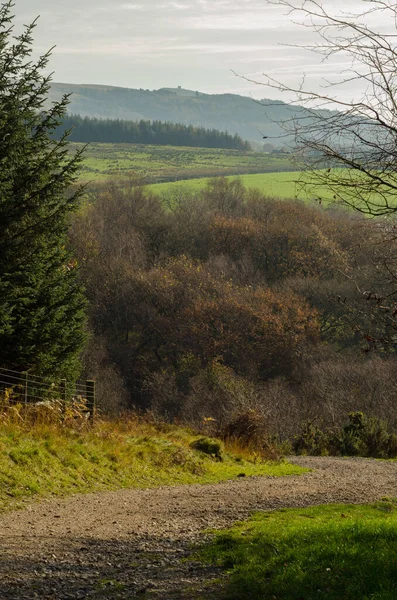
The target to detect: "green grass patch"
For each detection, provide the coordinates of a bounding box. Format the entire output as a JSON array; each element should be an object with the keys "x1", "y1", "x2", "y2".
[
  {"x1": 73, "y1": 142, "x2": 294, "y2": 184},
  {"x1": 150, "y1": 170, "x2": 397, "y2": 215},
  {"x1": 76, "y1": 143, "x2": 395, "y2": 214},
  {"x1": 148, "y1": 171, "x2": 308, "y2": 199},
  {"x1": 200, "y1": 501, "x2": 397, "y2": 599},
  {"x1": 0, "y1": 418, "x2": 304, "y2": 512}
]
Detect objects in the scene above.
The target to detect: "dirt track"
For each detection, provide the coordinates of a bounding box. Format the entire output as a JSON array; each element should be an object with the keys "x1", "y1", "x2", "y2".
[{"x1": 1, "y1": 456, "x2": 397, "y2": 599}]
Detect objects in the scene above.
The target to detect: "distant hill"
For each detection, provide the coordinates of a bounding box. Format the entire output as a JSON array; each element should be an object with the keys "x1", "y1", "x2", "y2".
[{"x1": 48, "y1": 83, "x2": 315, "y2": 148}]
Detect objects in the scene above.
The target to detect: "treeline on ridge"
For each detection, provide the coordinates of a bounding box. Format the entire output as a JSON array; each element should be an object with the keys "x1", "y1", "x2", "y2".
[
  {"x1": 55, "y1": 114, "x2": 251, "y2": 150},
  {"x1": 72, "y1": 178, "x2": 397, "y2": 448}
]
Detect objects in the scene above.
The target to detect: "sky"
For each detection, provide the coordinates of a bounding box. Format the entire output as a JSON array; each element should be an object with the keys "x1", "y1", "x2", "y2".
[{"x1": 12, "y1": 0, "x2": 389, "y2": 101}]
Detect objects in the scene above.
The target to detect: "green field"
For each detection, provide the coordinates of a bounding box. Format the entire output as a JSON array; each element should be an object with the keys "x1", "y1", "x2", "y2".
[
  {"x1": 73, "y1": 142, "x2": 295, "y2": 184},
  {"x1": 76, "y1": 143, "x2": 393, "y2": 212},
  {"x1": 200, "y1": 501, "x2": 397, "y2": 599},
  {"x1": 149, "y1": 170, "x2": 395, "y2": 214},
  {"x1": 149, "y1": 171, "x2": 324, "y2": 201}
]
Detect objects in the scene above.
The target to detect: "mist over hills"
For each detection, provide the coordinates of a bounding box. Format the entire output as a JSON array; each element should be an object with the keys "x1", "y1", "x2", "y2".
[{"x1": 48, "y1": 83, "x2": 308, "y2": 148}]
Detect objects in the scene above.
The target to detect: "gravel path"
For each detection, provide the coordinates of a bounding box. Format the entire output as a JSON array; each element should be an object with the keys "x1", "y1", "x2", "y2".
[{"x1": 2, "y1": 456, "x2": 397, "y2": 599}]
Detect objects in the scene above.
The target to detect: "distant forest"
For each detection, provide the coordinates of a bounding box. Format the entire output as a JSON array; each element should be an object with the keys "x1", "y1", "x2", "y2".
[{"x1": 55, "y1": 115, "x2": 252, "y2": 150}]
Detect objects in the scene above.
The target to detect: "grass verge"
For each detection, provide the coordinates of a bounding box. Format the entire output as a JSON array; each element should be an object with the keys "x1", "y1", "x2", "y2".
[
  {"x1": 0, "y1": 415, "x2": 304, "y2": 512},
  {"x1": 199, "y1": 501, "x2": 397, "y2": 599}
]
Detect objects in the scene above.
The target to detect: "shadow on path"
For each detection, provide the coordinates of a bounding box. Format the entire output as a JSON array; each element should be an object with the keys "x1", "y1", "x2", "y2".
[{"x1": 0, "y1": 532, "x2": 222, "y2": 600}]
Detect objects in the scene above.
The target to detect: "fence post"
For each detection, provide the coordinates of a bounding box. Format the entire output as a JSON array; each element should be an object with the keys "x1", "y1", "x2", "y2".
[
  {"x1": 60, "y1": 379, "x2": 66, "y2": 415},
  {"x1": 86, "y1": 380, "x2": 95, "y2": 424},
  {"x1": 24, "y1": 372, "x2": 28, "y2": 406},
  {"x1": 60, "y1": 379, "x2": 66, "y2": 401}
]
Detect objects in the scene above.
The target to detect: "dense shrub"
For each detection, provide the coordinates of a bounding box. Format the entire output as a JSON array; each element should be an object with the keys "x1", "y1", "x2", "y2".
[
  {"x1": 293, "y1": 412, "x2": 397, "y2": 458},
  {"x1": 292, "y1": 419, "x2": 330, "y2": 456},
  {"x1": 221, "y1": 409, "x2": 278, "y2": 458}
]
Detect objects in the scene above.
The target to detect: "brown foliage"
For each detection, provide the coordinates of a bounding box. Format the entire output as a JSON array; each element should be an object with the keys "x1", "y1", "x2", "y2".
[{"x1": 70, "y1": 178, "x2": 397, "y2": 426}]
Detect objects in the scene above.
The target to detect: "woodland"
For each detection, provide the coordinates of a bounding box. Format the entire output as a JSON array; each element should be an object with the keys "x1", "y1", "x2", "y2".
[
  {"x1": 74, "y1": 177, "x2": 397, "y2": 454},
  {"x1": 55, "y1": 114, "x2": 251, "y2": 150}
]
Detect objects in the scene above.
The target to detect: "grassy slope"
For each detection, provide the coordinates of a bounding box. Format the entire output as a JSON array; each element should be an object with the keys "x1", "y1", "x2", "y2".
[
  {"x1": 149, "y1": 171, "x2": 331, "y2": 202},
  {"x1": 200, "y1": 501, "x2": 397, "y2": 599},
  {"x1": 0, "y1": 417, "x2": 304, "y2": 512},
  {"x1": 73, "y1": 142, "x2": 294, "y2": 184}
]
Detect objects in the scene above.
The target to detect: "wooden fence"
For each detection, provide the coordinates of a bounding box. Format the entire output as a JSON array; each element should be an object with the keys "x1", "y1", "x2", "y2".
[{"x1": 0, "y1": 367, "x2": 96, "y2": 422}]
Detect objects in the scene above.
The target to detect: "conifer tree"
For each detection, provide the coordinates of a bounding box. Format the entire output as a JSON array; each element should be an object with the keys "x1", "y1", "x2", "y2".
[{"x1": 0, "y1": 1, "x2": 86, "y2": 379}]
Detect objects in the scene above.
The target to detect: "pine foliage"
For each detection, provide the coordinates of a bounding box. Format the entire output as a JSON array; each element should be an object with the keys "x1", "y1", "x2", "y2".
[{"x1": 0, "y1": 2, "x2": 86, "y2": 379}]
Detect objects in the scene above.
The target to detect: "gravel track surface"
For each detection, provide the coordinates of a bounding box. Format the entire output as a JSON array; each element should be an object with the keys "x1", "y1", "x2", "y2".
[{"x1": 1, "y1": 456, "x2": 397, "y2": 599}]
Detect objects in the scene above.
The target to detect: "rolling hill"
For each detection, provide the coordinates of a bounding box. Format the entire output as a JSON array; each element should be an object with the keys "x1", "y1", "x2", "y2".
[{"x1": 48, "y1": 83, "x2": 317, "y2": 148}]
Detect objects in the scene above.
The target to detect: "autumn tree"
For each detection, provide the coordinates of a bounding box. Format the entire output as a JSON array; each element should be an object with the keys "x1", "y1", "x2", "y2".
[{"x1": 243, "y1": 0, "x2": 397, "y2": 348}]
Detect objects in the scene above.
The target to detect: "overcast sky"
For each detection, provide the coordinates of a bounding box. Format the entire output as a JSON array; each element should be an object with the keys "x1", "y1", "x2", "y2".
[{"x1": 12, "y1": 0, "x2": 388, "y2": 101}]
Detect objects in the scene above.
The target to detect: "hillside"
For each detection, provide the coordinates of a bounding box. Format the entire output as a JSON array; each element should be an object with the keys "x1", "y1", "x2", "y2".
[{"x1": 48, "y1": 83, "x2": 316, "y2": 147}]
